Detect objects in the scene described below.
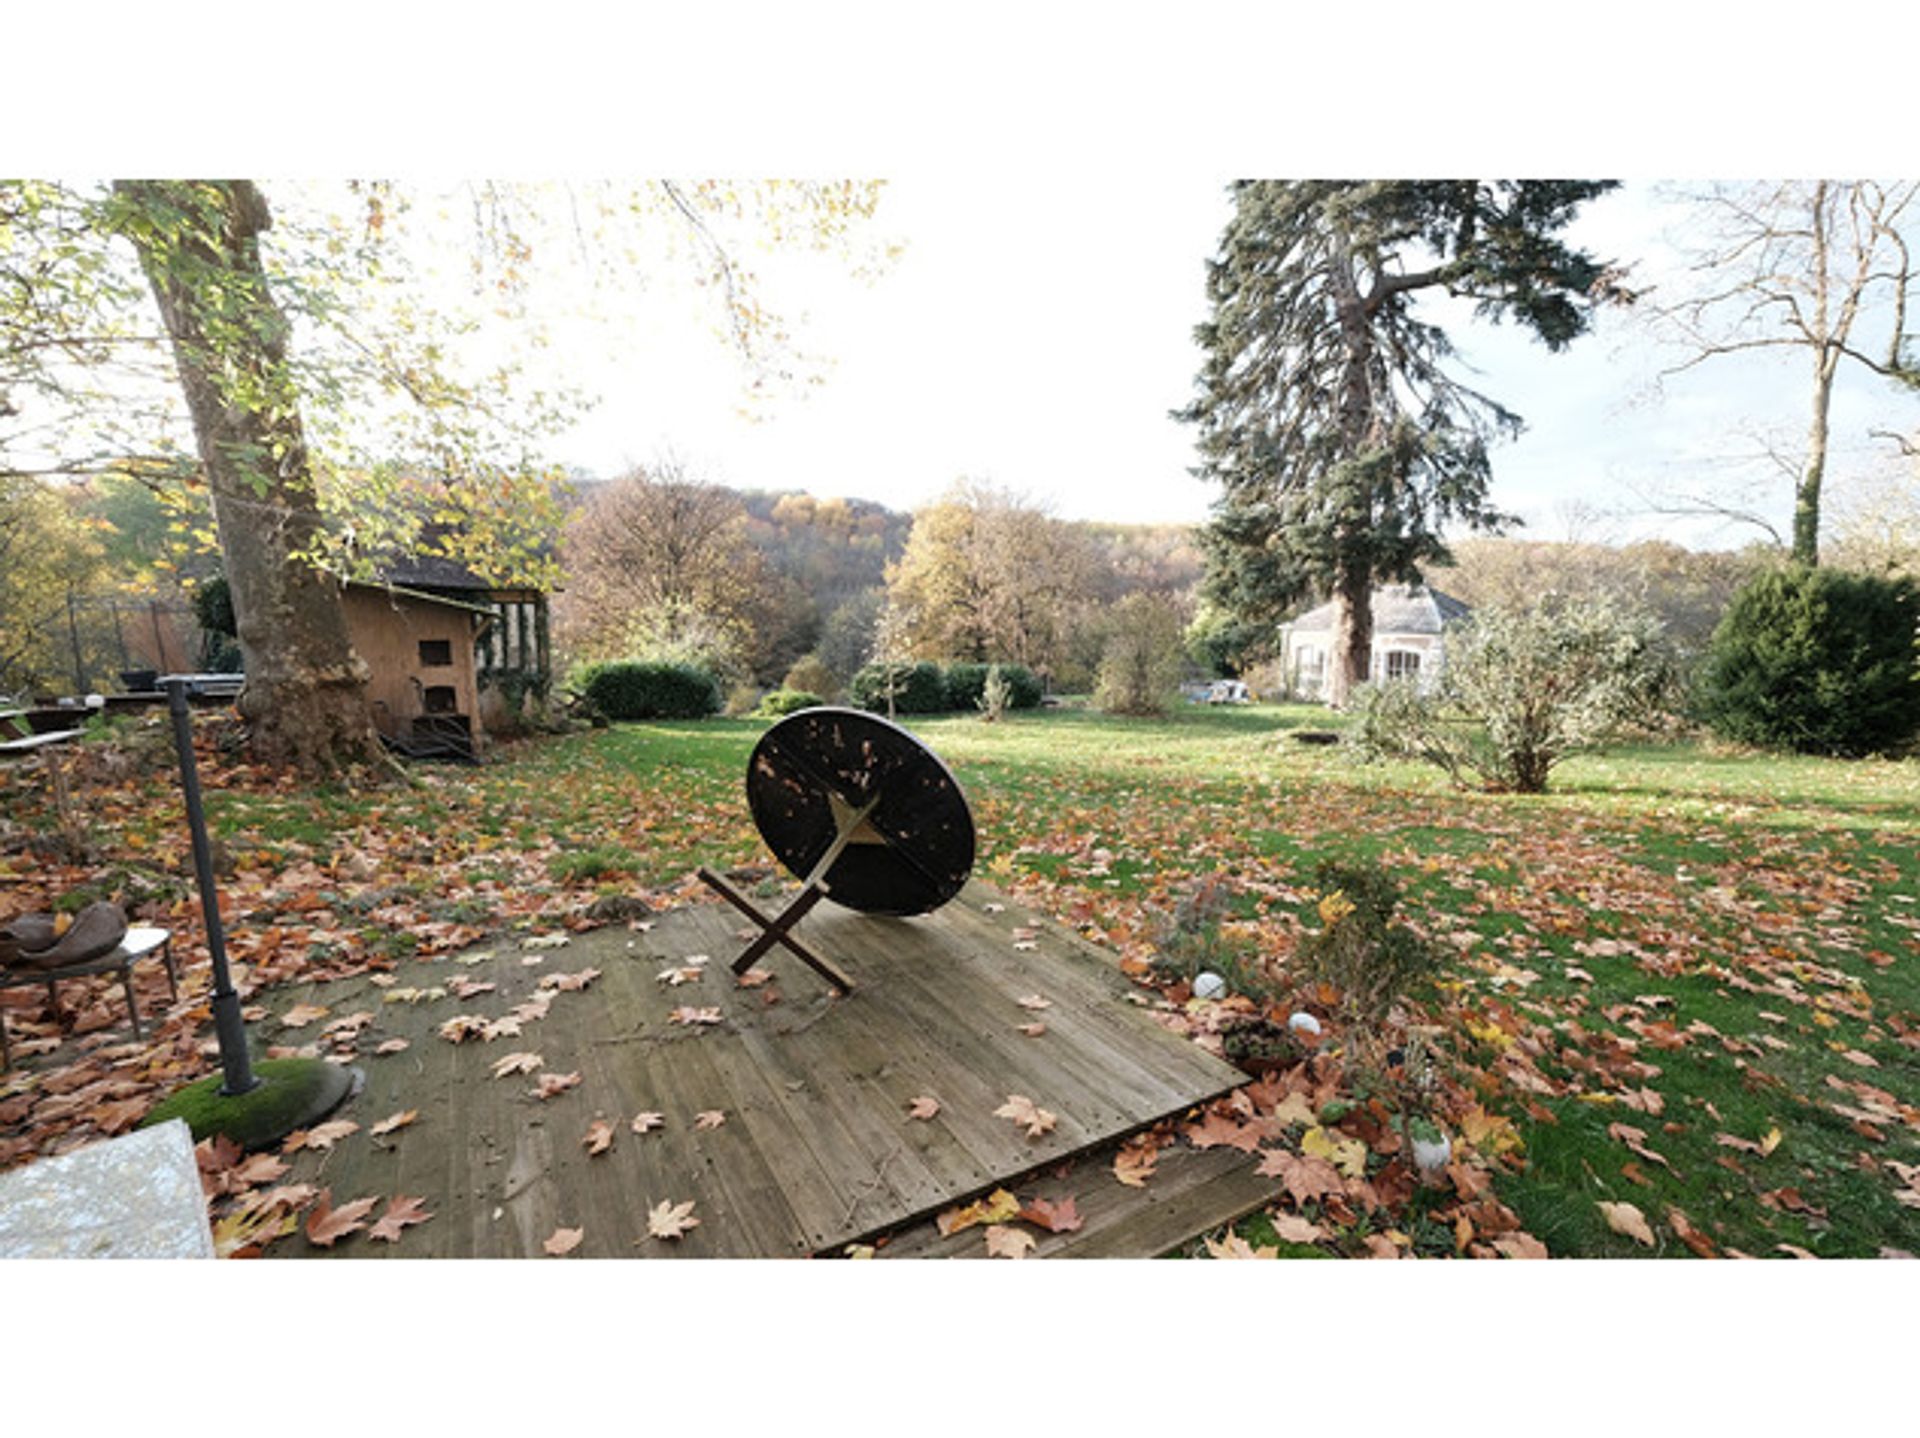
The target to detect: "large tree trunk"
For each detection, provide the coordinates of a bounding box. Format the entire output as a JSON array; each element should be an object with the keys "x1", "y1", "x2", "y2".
[
  {"x1": 115, "y1": 180, "x2": 382, "y2": 774},
  {"x1": 1795, "y1": 342, "x2": 1839, "y2": 565},
  {"x1": 1327, "y1": 239, "x2": 1377, "y2": 708},
  {"x1": 1327, "y1": 559, "x2": 1374, "y2": 708}
]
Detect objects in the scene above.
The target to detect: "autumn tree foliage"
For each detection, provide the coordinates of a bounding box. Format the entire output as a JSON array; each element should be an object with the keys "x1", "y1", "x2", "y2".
[
  {"x1": 0, "y1": 474, "x2": 106, "y2": 693},
  {"x1": 884, "y1": 481, "x2": 1106, "y2": 681},
  {"x1": 556, "y1": 464, "x2": 780, "y2": 678},
  {"x1": 1180, "y1": 180, "x2": 1626, "y2": 705},
  {"x1": 2, "y1": 178, "x2": 887, "y2": 771},
  {"x1": 1093, "y1": 592, "x2": 1191, "y2": 716}
]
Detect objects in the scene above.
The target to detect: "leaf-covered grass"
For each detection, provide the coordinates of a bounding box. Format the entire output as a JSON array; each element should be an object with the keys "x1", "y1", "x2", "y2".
[{"x1": 6, "y1": 700, "x2": 1917, "y2": 1257}]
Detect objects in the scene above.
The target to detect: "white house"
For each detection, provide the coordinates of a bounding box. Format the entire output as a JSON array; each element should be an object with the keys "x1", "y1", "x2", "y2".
[{"x1": 1278, "y1": 583, "x2": 1471, "y2": 701}]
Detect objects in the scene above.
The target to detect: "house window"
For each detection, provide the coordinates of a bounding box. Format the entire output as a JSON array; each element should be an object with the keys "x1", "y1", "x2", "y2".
[
  {"x1": 422, "y1": 685, "x2": 457, "y2": 714},
  {"x1": 419, "y1": 639, "x2": 453, "y2": 667},
  {"x1": 1384, "y1": 650, "x2": 1422, "y2": 681}
]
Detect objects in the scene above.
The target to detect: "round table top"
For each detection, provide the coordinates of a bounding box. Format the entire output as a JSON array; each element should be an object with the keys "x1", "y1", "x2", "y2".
[{"x1": 746, "y1": 707, "x2": 974, "y2": 916}]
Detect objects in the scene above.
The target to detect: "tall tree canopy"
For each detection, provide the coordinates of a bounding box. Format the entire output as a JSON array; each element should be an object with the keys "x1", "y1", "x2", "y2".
[
  {"x1": 1652, "y1": 180, "x2": 1919, "y2": 563},
  {"x1": 2, "y1": 178, "x2": 887, "y2": 771},
  {"x1": 1179, "y1": 180, "x2": 1626, "y2": 704}
]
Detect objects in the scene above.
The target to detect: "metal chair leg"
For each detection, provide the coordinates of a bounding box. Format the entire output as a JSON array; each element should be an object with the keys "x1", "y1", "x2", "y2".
[{"x1": 120, "y1": 960, "x2": 143, "y2": 1040}]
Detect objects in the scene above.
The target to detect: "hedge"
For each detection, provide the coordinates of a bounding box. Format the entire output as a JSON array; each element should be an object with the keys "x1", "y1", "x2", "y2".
[{"x1": 574, "y1": 660, "x2": 721, "y2": 720}]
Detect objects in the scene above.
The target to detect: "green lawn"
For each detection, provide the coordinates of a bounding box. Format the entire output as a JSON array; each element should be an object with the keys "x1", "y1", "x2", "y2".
[{"x1": 28, "y1": 698, "x2": 1918, "y2": 1256}]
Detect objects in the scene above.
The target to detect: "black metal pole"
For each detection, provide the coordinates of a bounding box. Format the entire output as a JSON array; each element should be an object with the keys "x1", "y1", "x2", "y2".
[{"x1": 165, "y1": 678, "x2": 258, "y2": 1097}]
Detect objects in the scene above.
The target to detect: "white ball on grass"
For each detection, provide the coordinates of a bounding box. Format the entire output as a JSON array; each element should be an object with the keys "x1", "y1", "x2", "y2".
[
  {"x1": 1288, "y1": 1011, "x2": 1322, "y2": 1037},
  {"x1": 1192, "y1": 971, "x2": 1227, "y2": 1000}
]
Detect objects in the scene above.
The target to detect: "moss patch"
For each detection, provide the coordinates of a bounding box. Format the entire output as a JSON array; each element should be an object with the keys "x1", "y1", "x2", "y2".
[{"x1": 140, "y1": 1058, "x2": 357, "y2": 1151}]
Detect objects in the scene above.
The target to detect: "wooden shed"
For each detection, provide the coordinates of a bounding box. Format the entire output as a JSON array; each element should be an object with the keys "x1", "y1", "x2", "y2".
[{"x1": 341, "y1": 582, "x2": 494, "y2": 760}]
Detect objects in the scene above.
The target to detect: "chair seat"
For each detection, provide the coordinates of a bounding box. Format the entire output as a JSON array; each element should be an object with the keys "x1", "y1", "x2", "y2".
[{"x1": 0, "y1": 926, "x2": 177, "y2": 1068}]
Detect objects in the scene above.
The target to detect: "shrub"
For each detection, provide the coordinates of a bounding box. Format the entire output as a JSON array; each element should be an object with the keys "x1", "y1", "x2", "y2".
[
  {"x1": 1095, "y1": 593, "x2": 1189, "y2": 716},
  {"x1": 944, "y1": 661, "x2": 1042, "y2": 712},
  {"x1": 1356, "y1": 596, "x2": 1674, "y2": 793},
  {"x1": 723, "y1": 681, "x2": 763, "y2": 717},
  {"x1": 755, "y1": 688, "x2": 823, "y2": 718},
  {"x1": 978, "y1": 664, "x2": 1012, "y2": 722},
  {"x1": 573, "y1": 659, "x2": 721, "y2": 720},
  {"x1": 781, "y1": 653, "x2": 838, "y2": 702},
  {"x1": 1696, "y1": 565, "x2": 1920, "y2": 757},
  {"x1": 1296, "y1": 859, "x2": 1445, "y2": 1025},
  {"x1": 849, "y1": 660, "x2": 947, "y2": 715}
]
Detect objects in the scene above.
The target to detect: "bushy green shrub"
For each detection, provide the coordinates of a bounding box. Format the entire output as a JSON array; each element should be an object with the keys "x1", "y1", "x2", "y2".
[
  {"x1": 781, "y1": 653, "x2": 838, "y2": 702},
  {"x1": 573, "y1": 660, "x2": 721, "y2": 720},
  {"x1": 1296, "y1": 859, "x2": 1445, "y2": 1024},
  {"x1": 1696, "y1": 565, "x2": 1920, "y2": 757},
  {"x1": 849, "y1": 660, "x2": 947, "y2": 715},
  {"x1": 1356, "y1": 596, "x2": 1674, "y2": 793},
  {"x1": 1095, "y1": 593, "x2": 1189, "y2": 716},
  {"x1": 943, "y1": 661, "x2": 1042, "y2": 712},
  {"x1": 755, "y1": 688, "x2": 823, "y2": 718}
]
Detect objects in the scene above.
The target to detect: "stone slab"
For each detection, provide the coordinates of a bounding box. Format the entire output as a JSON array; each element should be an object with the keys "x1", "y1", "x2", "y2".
[{"x1": 0, "y1": 1119, "x2": 213, "y2": 1259}]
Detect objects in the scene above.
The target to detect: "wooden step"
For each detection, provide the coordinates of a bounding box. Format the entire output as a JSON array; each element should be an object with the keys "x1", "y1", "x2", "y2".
[{"x1": 868, "y1": 1135, "x2": 1281, "y2": 1259}]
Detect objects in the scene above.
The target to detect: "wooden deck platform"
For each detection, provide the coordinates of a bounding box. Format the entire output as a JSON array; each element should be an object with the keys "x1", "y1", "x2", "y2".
[{"x1": 271, "y1": 881, "x2": 1245, "y2": 1258}]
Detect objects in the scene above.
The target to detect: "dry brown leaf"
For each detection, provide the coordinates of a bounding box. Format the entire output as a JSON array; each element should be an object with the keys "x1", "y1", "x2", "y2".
[
  {"x1": 529, "y1": 1071, "x2": 582, "y2": 1101},
  {"x1": 1016, "y1": 1022, "x2": 1048, "y2": 1038},
  {"x1": 1666, "y1": 1205, "x2": 1718, "y2": 1259},
  {"x1": 1597, "y1": 1200, "x2": 1656, "y2": 1247},
  {"x1": 694, "y1": 1109, "x2": 727, "y2": 1130},
  {"x1": 994, "y1": 1094, "x2": 1056, "y2": 1140},
  {"x1": 1186, "y1": 1108, "x2": 1263, "y2": 1153},
  {"x1": 1491, "y1": 1231, "x2": 1550, "y2": 1259},
  {"x1": 936, "y1": 1188, "x2": 1021, "y2": 1236},
  {"x1": 543, "y1": 1225, "x2": 585, "y2": 1256},
  {"x1": 373, "y1": 1038, "x2": 410, "y2": 1056},
  {"x1": 907, "y1": 1095, "x2": 941, "y2": 1121},
  {"x1": 1205, "y1": 1231, "x2": 1277, "y2": 1260},
  {"x1": 228, "y1": 1152, "x2": 289, "y2": 1189},
  {"x1": 1254, "y1": 1149, "x2": 1344, "y2": 1206},
  {"x1": 1016, "y1": 1195, "x2": 1083, "y2": 1234},
  {"x1": 280, "y1": 1003, "x2": 330, "y2": 1029},
  {"x1": 369, "y1": 1110, "x2": 418, "y2": 1138},
  {"x1": 669, "y1": 1005, "x2": 724, "y2": 1027},
  {"x1": 631, "y1": 1111, "x2": 665, "y2": 1134},
  {"x1": 490, "y1": 1051, "x2": 543, "y2": 1078},
  {"x1": 646, "y1": 1198, "x2": 700, "y2": 1240},
  {"x1": 285, "y1": 1119, "x2": 360, "y2": 1153},
  {"x1": 305, "y1": 1189, "x2": 378, "y2": 1248},
  {"x1": 367, "y1": 1194, "x2": 433, "y2": 1243},
  {"x1": 734, "y1": 968, "x2": 774, "y2": 988},
  {"x1": 984, "y1": 1226, "x2": 1036, "y2": 1259},
  {"x1": 1016, "y1": 994, "x2": 1052, "y2": 1011},
  {"x1": 1113, "y1": 1140, "x2": 1158, "y2": 1188},
  {"x1": 1269, "y1": 1212, "x2": 1324, "y2": 1245},
  {"x1": 583, "y1": 1119, "x2": 615, "y2": 1155},
  {"x1": 437, "y1": 1015, "x2": 488, "y2": 1043}
]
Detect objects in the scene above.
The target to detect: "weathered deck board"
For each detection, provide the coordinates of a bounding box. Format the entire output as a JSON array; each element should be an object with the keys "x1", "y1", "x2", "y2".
[{"x1": 266, "y1": 882, "x2": 1243, "y2": 1258}]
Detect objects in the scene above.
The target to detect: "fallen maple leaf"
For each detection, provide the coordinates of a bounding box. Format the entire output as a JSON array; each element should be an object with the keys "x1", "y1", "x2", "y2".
[
  {"x1": 529, "y1": 1071, "x2": 582, "y2": 1101},
  {"x1": 994, "y1": 1094, "x2": 1056, "y2": 1140},
  {"x1": 669, "y1": 1006, "x2": 724, "y2": 1026},
  {"x1": 1016, "y1": 1022, "x2": 1048, "y2": 1038},
  {"x1": 373, "y1": 1038, "x2": 410, "y2": 1056},
  {"x1": 1186, "y1": 1108, "x2": 1264, "y2": 1153},
  {"x1": 646, "y1": 1199, "x2": 700, "y2": 1240},
  {"x1": 735, "y1": 968, "x2": 774, "y2": 988},
  {"x1": 285, "y1": 1119, "x2": 360, "y2": 1153},
  {"x1": 1300, "y1": 1124, "x2": 1368, "y2": 1178},
  {"x1": 694, "y1": 1109, "x2": 727, "y2": 1130},
  {"x1": 1597, "y1": 1200, "x2": 1656, "y2": 1247},
  {"x1": 369, "y1": 1110, "x2": 418, "y2": 1138},
  {"x1": 212, "y1": 1205, "x2": 297, "y2": 1258},
  {"x1": 543, "y1": 1225, "x2": 585, "y2": 1256},
  {"x1": 1016, "y1": 994, "x2": 1052, "y2": 1011},
  {"x1": 490, "y1": 1051, "x2": 544, "y2": 1079},
  {"x1": 228, "y1": 1152, "x2": 289, "y2": 1189},
  {"x1": 1016, "y1": 1195, "x2": 1084, "y2": 1234},
  {"x1": 437, "y1": 1015, "x2": 489, "y2": 1043},
  {"x1": 1268, "y1": 1212, "x2": 1324, "y2": 1245},
  {"x1": 907, "y1": 1095, "x2": 941, "y2": 1121},
  {"x1": 1205, "y1": 1231, "x2": 1277, "y2": 1260},
  {"x1": 1113, "y1": 1141, "x2": 1158, "y2": 1188},
  {"x1": 281, "y1": 1003, "x2": 330, "y2": 1029},
  {"x1": 631, "y1": 1111, "x2": 665, "y2": 1134},
  {"x1": 985, "y1": 1226, "x2": 1036, "y2": 1259},
  {"x1": 1491, "y1": 1232, "x2": 1550, "y2": 1259},
  {"x1": 1255, "y1": 1149, "x2": 1344, "y2": 1206},
  {"x1": 936, "y1": 1188, "x2": 1022, "y2": 1236},
  {"x1": 1666, "y1": 1206, "x2": 1718, "y2": 1259},
  {"x1": 1266, "y1": 1092, "x2": 1317, "y2": 1128},
  {"x1": 583, "y1": 1120, "x2": 615, "y2": 1155},
  {"x1": 367, "y1": 1195, "x2": 433, "y2": 1244},
  {"x1": 305, "y1": 1189, "x2": 378, "y2": 1248}
]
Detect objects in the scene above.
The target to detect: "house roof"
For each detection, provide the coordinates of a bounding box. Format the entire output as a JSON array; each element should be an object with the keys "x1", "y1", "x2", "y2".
[
  {"x1": 344, "y1": 579, "x2": 498, "y2": 618},
  {"x1": 1282, "y1": 583, "x2": 1471, "y2": 636}
]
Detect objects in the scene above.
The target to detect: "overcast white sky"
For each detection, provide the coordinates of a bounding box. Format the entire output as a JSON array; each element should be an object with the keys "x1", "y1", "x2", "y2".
[{"x1": 548, "y1": 175, "x2": 1920, "y2": 548}]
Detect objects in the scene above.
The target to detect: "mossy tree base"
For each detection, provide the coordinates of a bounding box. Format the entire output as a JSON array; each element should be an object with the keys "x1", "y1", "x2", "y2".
[{"x1": 140, "y1": 1057, "x2": 359, "y2": 1151}]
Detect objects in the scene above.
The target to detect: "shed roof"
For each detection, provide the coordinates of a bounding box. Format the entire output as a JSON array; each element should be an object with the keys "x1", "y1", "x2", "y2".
[{"x1": 1283, "y1": 583, "x2": 1471, "y2": 636}]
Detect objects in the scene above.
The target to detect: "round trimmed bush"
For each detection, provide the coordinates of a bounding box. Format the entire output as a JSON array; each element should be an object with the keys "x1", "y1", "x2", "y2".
[
  {"x1": 849, "y1": 661, "x2": 947, "y2": 714},
  {"x1": 574, "y1": 660, "x2": 721, "y2": 720},
  {"x1": 755, "y1": 688, "x2": 823, "y2": 718},
  {"x1": 1697, "y1": 565, "x2": 1920, "y2": 757}
]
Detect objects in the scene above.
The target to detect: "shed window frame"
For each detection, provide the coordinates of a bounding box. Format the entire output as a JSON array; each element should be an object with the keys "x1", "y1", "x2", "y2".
[{"x1": 419, "y1": 638, "x2": 454, "y2": 668}]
